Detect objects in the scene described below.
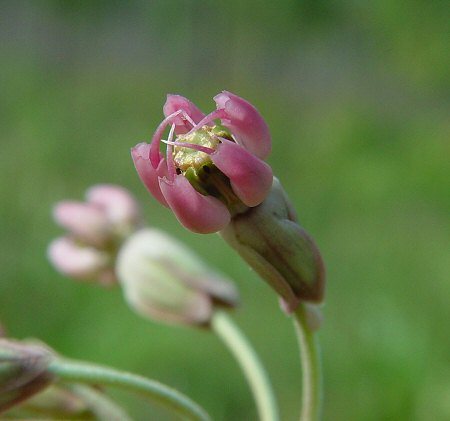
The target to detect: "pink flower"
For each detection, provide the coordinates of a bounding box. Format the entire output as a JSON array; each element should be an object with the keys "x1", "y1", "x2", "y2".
[
  {"x1": 132, "y1": 91, "x2": 273, "y2": 233},
  {"x1": 47, "y1": 237, "x2": 114, "y2": 284},
  {"x1": 48, "y1": 185, "x2": 141, "y2": 284}
]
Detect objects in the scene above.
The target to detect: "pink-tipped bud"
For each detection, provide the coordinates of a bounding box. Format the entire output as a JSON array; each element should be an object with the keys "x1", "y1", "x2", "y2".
[
  {"x1": 214, "y1": 91, "x2": 271, "y2": 159},
  {"x1": 49, "y1": 184, "x2": 142, "y2": 285},
  {"x1": 53, "y1": 202, "x2": 110, "y2": 246},
  {"x1": 47, "y1": 237, "x2": 112, "y2": 283},
  {"x1": 116, "y1": 228, "x2": 238, "y2": 327},
  {"x1": 86, "y1": 184, "x2": 142, "y2": 237}
]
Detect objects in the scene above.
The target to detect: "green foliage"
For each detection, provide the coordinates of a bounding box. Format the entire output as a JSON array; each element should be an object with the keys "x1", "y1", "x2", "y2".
[{"x1": 0, "y1": 1, "x2": 448, "y2": 420}]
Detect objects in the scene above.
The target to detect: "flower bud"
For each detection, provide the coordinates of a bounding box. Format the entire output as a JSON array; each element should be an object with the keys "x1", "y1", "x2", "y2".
[
  {"x1": 116, "y1": 228, "x2": 239, "y2": 326},
  {"x1": 86, "y1": 184, "x2": 142, "y2": 239},
  {"x1": 220, "y1": 178, "x2": 325, "y2": 312},
  {"x1": 49, "y1": 184, "x2": 142, "y2": 285},
  {"x1": 47, "y1": 237, "x2": 114, "y2": 284},
  {"x1": 53, "y1": 201, "x2": 110, "y2": 247},
  {"x1": 0, "y1": 339, "x2": 54, "y2": 413}
]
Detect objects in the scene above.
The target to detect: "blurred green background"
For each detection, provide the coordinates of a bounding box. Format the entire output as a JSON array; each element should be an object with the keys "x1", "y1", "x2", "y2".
[{"x1": 1, "y1": 1, "x2": 449, "y2": 420}]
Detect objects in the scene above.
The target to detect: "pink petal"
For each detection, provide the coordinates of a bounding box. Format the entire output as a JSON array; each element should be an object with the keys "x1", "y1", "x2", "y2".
[
  {"x1": 163, "y1": 94, "x2": 205, "y2": 134},
  {"x1": 159, "y1": 175, "x2": 230, "y2": 233},
  {"x1": 86, "y1": 184, "x2": 141, "y2": 227},
  {"x1": 211, "y1": 139, "x2": 273, "y2": 207},
  {"x1": 47, "y1": 237, "x2": 108, "y2": 280},
  {"x1": 214, "y1": 91, "x2": 271, "y2": 159},
  {"x1": 53, "y1": 201, "x2": 110, "y2": 245},
  {"x1": 131, "y1": 143, "x2": 169, "y2": 207}
]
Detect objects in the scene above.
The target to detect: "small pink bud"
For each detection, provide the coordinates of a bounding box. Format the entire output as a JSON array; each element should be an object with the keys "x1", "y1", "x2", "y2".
[
  {"x1": 86, "y1": 184, "x2": 141, "y2": 227},
  {"x1": 49, "y1": 184, "x2": 142, "y2": 284},
  {"x1": 47, "y1": 237, "x2": 111, "y2": 282},
  {"x1": 53, "y1": 202, "x2": 110, "y2": 246}
]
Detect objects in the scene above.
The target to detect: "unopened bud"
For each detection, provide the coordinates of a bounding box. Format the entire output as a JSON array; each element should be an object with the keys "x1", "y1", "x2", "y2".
[
  {"x1": 49, "y1": 184, "x2": 142, "y2": 285},
  {"x1": 116, "y1": 228, "x2": 239, "y2": 326},
  {"x1": 0, "y1": 339, "x2": 54, "y2": 413},
  {"x1": 220, "y1": 177, "x2": 325, "y2": 312}
]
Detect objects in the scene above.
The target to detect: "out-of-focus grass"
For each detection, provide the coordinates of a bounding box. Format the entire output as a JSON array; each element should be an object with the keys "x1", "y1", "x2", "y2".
[{"x1": 0, "y1": 1, "x2": 449, "y2": 420}]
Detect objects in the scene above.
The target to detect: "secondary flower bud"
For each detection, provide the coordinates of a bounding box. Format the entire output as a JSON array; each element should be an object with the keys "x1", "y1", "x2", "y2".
[
  {"x1": 48, "y1": 184, "x2": 142, "y2": 285},
  {"x1": 220, "y1": 178, "x2": 325, "y2": 312},
  {"x1": 0, "y1": 339, "x2": 54, "y2": 413},
  {"x1": 132, "y1": 91, "x2": 272, "y2": 233},
  {"x1": 116, "y1": 228, "x2": 239, "y2": 326},
  {"x1": 47, "y1": 237, "x2": 114, "y2": 284}
]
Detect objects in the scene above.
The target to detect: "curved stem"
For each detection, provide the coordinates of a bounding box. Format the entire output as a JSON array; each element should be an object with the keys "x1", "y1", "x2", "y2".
[
  {"x1": 293, "y1": 304, "x2": 322, "y2": 421},
  {"x1": 69, "y1": 384, "x2": 132, "y2": 421},
  {"x1": 47, "y1": 358, "x2": 212, "y2": 421},
  {"x1": 211, "y1": 310, "x2": 279, "y2": 421}
]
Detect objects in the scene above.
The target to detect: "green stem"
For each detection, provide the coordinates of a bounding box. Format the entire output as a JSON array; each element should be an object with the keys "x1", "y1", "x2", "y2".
[
  {"x1": 69, "y1": 384, "x2": 132, "y2": 421},
  {"x1": 47, "y1": 358, "x2": 212, "y2": 421},
  {"x1": 293, "y1": 304, "x2": 322, "y2": 421},
  {"x1": 211, "y1": 310, "x2": 279, "y2": 421}
]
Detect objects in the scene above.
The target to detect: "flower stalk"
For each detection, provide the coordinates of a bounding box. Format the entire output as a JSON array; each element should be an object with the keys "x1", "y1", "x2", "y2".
[
  {"x1": 293, "y1": 305, "x2": 322, "y2": 421},
  {"x1": 68, "y1": 384, "x2": 132, "y2": 421},
  {"x1": 47, "y1": 358, "x2": 212, "y2": 421},
  {"x1": 211, "y1": 310, "x2": 279, "y2": 421}
]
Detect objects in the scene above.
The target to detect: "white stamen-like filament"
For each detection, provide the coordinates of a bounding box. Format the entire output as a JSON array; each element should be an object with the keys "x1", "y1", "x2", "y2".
[
  {"x1": 160, "y1": 138, "x2": 215, "y2": 155},
  {"x1": 166, "y1": 124, "x2": 176, "y2": 178}
]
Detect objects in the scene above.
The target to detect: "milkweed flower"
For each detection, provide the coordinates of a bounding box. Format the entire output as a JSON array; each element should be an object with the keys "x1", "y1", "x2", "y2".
[
  {"x1": 116, "y1": 228, "x2": 239, "y2": 327},
  {"x1": 48, "y1": 184, "x2": 142, "y2": 284},
  {"x1": 132, "y1": 94, "x2": 325, "y2": 311},
  {"x1": 132, "y1": 91, "x2": 273, "y2": 233}
]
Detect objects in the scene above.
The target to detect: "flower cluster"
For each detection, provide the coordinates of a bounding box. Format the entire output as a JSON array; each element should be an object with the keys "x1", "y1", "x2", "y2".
[
  {"x1": 48, "y1": 184, "x2": 238, "y2": 327},
  {"x1": 48, "y1": 184, "x2": 141, "y2": 284},
  {"x1": 132, "y1": 91, "x2": 273, "y2": 233}
]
